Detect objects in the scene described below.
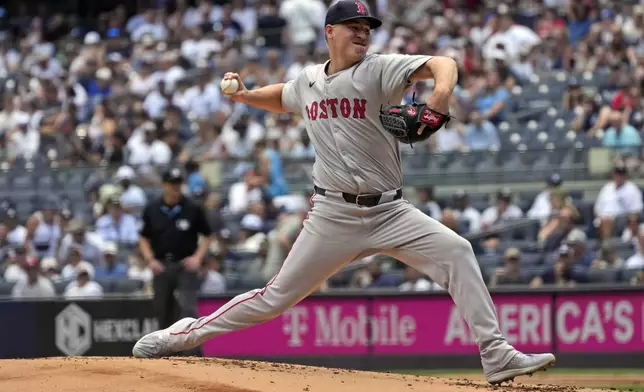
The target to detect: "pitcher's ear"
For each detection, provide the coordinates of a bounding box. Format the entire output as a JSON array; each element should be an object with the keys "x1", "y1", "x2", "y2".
[{"x1": 325, "y1": 24, "x2": 334, "y2": 40}]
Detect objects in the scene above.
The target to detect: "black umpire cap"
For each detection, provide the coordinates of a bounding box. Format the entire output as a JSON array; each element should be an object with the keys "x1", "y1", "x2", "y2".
[
  {"x1": 162, "y1": 167, "x2": 185, "y2": 183},
  {"x1": 325, "y1": 0, "x2": 382, "y2": 29}
]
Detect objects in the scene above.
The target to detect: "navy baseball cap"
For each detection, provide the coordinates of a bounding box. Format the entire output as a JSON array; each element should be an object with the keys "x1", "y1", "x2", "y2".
[
  {"x1": 325, "y1": 1, "x2": 382, "y2": 29},
  {"x1": 547, "y1": 173, "x2": 562, "y2": 186},
  {"x1": 162, "y1": 167, "x2": 185, "y2": 183}
]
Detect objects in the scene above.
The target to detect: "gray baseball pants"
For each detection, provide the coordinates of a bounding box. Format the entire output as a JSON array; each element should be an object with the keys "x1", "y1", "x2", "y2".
[{"x1": 162, "y1": 189, "x2": 516, "y2": 372}]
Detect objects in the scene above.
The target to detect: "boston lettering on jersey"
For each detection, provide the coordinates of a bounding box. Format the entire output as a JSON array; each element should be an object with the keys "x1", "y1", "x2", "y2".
[{"x1": 305, "y1": 98, "x2": 367, "y2": 121}]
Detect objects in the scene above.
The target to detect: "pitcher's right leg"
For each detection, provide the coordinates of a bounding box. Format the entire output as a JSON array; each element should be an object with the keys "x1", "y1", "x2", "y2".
[{"x1": 133, "y1": 195, "x2": 366, "y2": 358}]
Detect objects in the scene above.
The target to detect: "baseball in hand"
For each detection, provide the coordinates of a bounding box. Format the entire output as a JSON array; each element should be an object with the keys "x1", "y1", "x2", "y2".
[{"x1": 220, "y1": 78, "x2": 240, "y2": 94}]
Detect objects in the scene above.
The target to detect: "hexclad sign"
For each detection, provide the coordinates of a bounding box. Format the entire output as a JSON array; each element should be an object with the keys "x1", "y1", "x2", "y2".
[{"x1": 55, "y1": 303, "x2": 92, "y2": 356}]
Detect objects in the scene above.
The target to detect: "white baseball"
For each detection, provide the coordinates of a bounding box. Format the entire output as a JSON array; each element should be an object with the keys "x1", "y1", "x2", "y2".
[{"x1": 220, "y1": 78, "x2": 240, "y2": 95}]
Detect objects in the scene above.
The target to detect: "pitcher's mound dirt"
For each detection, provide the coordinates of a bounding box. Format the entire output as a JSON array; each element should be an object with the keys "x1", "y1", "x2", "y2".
[{"x1": 0, "y1": 357, "x2": 612, "y2": 392}]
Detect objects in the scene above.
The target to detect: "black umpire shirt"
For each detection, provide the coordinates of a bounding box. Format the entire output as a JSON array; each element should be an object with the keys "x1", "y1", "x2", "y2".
[{"x1": 140, "y1": 196, "x2": 212, "y2": 264}]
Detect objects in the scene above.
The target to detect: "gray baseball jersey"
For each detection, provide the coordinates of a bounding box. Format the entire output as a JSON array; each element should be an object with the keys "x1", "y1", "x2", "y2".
[
  {"x1": 281, "y1": 53, "x2": 431, "y2": 194},
  {"x1": 145, "y1": 53, "x2": 526, "y2": 375}
]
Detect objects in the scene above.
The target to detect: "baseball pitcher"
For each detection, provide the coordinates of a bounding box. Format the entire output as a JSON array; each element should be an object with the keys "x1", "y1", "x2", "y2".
[{"x1": 133, "y1": 1, "x2": 555, "y2": 384}]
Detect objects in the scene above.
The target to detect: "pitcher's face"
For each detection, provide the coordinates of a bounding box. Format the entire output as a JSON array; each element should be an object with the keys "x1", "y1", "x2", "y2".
[{"x1": 328, "y1": 19, "x2": 371, "y2": 62}]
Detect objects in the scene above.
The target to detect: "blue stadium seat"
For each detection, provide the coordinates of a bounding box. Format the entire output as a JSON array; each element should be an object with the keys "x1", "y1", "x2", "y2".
[
  {"x1": 95, "y1": 278, "x2": 115, "y2": 292},
  {"x1": 587, "y1": 268, "x2": 621, "y2": 284},
  {"x1": 112, "y1": 279, "x2": 144, "y2": 294},
  {"x1": 54, "y1": 279, "x2": 71, "y2": 295},
  {"x1": 573, "y1": 200, "x2": 595, "y2": 226},
  {"x1": 478, "y1": 254, "x2": 502, "y2": 268},
  {"x1": 620, "y1": 268, "x2": 641, "y2": 283},
  {"x1": 520, "y1": 253, "x2": 543, "y2": 266},
  {"x1": 36, "y1": 174, "x2": 57, "y2": 192},
  {"x1": 521, "y1": 265, "x2": 550, "y2": 279}
]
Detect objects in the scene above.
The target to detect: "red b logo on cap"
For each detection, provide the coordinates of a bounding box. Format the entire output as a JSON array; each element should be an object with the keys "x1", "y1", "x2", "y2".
[{"x1": 356, "y1": 1, "x2": 367, "y2": 14}]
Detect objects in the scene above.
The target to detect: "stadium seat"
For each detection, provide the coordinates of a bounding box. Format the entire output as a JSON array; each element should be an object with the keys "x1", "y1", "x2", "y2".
[
  {"x1": 112, "y1": 279, "x2": 144, "y2": 294},
  {"x1": 478, "y1": 254, "x2": 502, "y2": 268},
  {"x1": 0, "y1": 280, "x2": 15, "y2": 296},
  {"x1": 520, "y1": 253, "x2": 543, "y2": 266},
  {"x1": 95, "y1": 278, "x2": 115, "y2": 292},
  {"x1": 54, "y1": 280, "x2": 71, "y2": 295},
  {"x1": 521, "y1": 265, "x2": 550, "y2": 279},
  {"x1": 587, "y1": 268, "x2": 621, "y2": 284},
  {"x1": 620, "y1": 268, "x2": 641, "y2": 284}
]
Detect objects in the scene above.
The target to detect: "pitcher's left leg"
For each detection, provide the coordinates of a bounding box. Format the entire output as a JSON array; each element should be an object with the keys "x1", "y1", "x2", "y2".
[{"x1": 371, "y1": 200, "x2": 554, "y2": 384}]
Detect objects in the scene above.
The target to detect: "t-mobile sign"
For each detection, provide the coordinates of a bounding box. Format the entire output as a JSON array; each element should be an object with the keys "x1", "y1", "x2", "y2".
[{"x1": 198, "y1": 294, "x2": 554, "y2": 356}]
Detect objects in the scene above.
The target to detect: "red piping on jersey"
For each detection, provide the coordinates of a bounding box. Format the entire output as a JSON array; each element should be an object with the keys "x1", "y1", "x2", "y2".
[{"x1": 169, "y1": 196, "x2": 314, "y2": 337}]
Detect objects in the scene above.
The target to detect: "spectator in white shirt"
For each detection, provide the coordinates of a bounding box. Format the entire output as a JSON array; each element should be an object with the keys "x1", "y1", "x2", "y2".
[
  {"x1": 433, "y1": 123, "x2": 467, "y2": 153},
  {"x1": 621, "y1": 213, "x2": 643, "y2": 246},
  {"x1": 58, "y1": 218, "x2": 104, "y2": 267},
  {"x1": 482, "y1": 8, "x2": 541, "y2": 64},
  {"x1": 63, "y1": 269, "x2": 104, "y2": 299},
  {"x1": 415, "y1": 186, "x2": 442, "y2": 221},
  {"x1": 113, "y1": 166, "x2": 148, "y2": 213},
  {"x1": 2, "y1": 208, "x2": 27, "y2": 247},
  {"x1": 285, "y1": 46, "x2": 316, "y2": 81},
  {"x1": 481, "y1": 188, "x2": 524, "y2": 230},
  {"x1": 30, "y1": 50, "x2": 64, "y2": 80},
  {"x1": 398, "y1": 265, "x2": 442, "y2": 292},
  {"x1": 40, "y1": 257, "x2": 61, "y2": 282},
  {"x1": 200, "y1": 253, "x2": 226, "y2": 294},
  {"x1": 8, "y1": 113, "x2": 40, "y2": 160},
  {"x1": 181, "y1": 0, "x2": 212, "y2": 29},
  {"x1": 625, "y1": 226, "x2": 644, "y2": 270},
  {"x1": 279, "y1": 0, "x2": 326, "y2": 50},
  {"x1": 3, "y1": 247, "x2": 29, "y2": 283},
  {"x1": 176, "y1": 73, "x2": 222, "y2": 119},
  {"x1": 126, "y1": 57, "x2": 162, "y2": 97},
  {"x1": 227, "y1": 168, "x2": 265, "y2": 215},
  {"x1": 131, "y1": 9, "x2": 168, "y2": 42},
  {"x1": 528, "y1": 174, "x2": 564, "y2": 223},
  {"x1": 60, "y1": 246, "x2": 96, "y2": 281},
  {"x1": 451, "y1": 189, "x2": 482, "y2": 233},
  {"x1": 594, "y1": 163, "x2": 644, "y2": 241},
  {"x1": 221, "y1": 112, "x2": 266, "y2": 158},
  {"x1": 127, "y1": 121, "x2": 173, "y2": 169},
  {"x1": 127, "y1": 253, "x2": 153, "y2": 285},
  {"x1": 95, "y1": 196, "x2": 140, "y2": 247},
  {"x1": 11, "y1": 257, "x2": 56, "y2": 299}
]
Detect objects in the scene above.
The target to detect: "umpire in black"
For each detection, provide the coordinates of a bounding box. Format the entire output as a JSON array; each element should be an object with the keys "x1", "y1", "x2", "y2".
[{"x1": 139, "y1": 167, "x2": 213, "y2": 348}]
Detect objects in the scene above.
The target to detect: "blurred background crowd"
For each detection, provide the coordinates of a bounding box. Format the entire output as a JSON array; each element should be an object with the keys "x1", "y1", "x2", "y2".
[{"x1": 1, "y1": 0, "x2": 644, "y2": 300}]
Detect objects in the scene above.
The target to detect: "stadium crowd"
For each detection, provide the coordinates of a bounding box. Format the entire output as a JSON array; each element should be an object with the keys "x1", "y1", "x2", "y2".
[{"x1": 1, "y1": 0, "x2": 644, "y2": 300}]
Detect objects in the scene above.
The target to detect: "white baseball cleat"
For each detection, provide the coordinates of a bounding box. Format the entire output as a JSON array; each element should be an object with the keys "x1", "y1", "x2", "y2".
[
  {"x1": 485, "y1": 352, "x2": 556, "y2": 385},
  {"x1": 132, "y1": 329, "x2": 172, "y2": 358}
]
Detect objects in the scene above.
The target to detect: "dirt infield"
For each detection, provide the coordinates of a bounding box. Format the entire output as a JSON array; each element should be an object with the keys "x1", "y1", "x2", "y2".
[{"x1": 0, "y1": 357, "x2": 623, "y2": 392}]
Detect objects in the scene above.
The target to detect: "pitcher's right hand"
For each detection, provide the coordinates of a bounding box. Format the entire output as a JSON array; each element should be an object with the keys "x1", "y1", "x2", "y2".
[{"x1": 221, "y1": 72, "x2": 248, "y2": 102}]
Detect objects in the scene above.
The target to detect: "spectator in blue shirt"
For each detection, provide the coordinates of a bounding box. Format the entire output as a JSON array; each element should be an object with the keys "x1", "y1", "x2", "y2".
[
  {"x1": 464, "y1": 111, "x2": 500, "y2": 151},
  {"x1": 86, "y1": 68, "x2": 113, "y2": 103},
  {"x1": 95, "y1": 196, "x2": 140, "y2": 247},
  {"x1": 565, "y1": 228, "x2": 597, "y2": 268},
  {"x1": 186, "y1": 160, "x2": 208, "y2": 197},
  {"x1": 602, "y1": 109, "x2": 642, "y2": 157},
  {"x1": 94, "y1": 242, "x2": 128, "y2": 280},
  {"x1": 566, "y1": 3, "x2": 596, "y2": 46},
  {"x1": 474, "y1": 68, "x2": 509, "y2": 125},
  {"x1": 254, "y1": 139, "x2": 288, "y2": 199}
]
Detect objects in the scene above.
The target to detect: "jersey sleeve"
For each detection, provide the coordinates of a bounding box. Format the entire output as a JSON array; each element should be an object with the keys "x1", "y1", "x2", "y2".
[
  {"x1": 281, "y1": 77, "x2": 303, "y2": 113},
  {"x1": 378, "y1": 54, "x2": 433, "y2": 100}
]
